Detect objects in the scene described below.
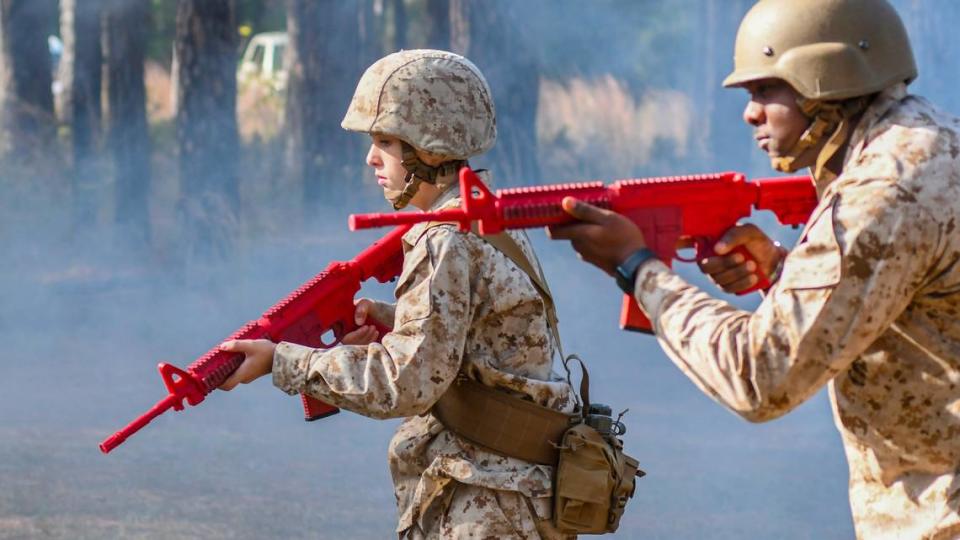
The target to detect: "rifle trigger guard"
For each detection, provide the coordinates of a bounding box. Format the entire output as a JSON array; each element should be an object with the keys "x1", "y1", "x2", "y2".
[
  {"x1": 674, "y1": 236, "x2": 710, "y2": 263},
  {"x1": 318, "y1": 322, "x2": 343, "y2": 349}
]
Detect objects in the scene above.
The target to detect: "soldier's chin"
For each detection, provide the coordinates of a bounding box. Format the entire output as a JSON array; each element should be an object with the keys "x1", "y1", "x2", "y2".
[
  {"x1": 767, "y1": 145, "x2": 818, "y2": 171},
  {"x1": 383, "y1": 188, "x2": 403, "y2": 206}
]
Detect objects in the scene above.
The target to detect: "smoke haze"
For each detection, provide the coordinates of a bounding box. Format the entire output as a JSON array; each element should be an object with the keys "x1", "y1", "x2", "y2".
[{"x1": 3, "y1": 1, "x2": 958, "y2": 538}]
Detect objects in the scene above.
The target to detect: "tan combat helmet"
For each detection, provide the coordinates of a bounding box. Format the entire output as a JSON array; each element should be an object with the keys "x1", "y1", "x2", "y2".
[
  {"x1": 723, "y1": 0, "x2": 917, "y2": 177},
  {"x1": 342, "y1": 49, "x2": 497, "y2": 209}
]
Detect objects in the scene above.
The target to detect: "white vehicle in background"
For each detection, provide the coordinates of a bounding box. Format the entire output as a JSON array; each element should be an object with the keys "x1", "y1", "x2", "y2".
[{"x1": 237, "y1": 31, "x2": 288, "y2": 93}]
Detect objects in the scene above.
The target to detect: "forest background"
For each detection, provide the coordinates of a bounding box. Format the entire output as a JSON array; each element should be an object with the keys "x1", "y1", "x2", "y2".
[{"x1": 2, "y1": 1, "x2": 957, "y2": 538}]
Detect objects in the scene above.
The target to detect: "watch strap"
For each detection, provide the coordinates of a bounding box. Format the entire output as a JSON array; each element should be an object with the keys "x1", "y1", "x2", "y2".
[{"x1": 616, "y1": 248, "x2": 657, "y2": 294}]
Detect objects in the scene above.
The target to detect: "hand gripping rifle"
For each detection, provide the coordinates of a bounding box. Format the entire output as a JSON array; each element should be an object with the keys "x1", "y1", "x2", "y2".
[
  {"x1": 349, "y1": 167, "x2": 817, "y2": 333},
  {"x1": 99, "y1": 224, "x2": 411, "y2": 454}
]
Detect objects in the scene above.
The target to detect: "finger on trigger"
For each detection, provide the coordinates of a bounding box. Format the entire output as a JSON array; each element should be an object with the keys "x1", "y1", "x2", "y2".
[{"x1": 715, "y1": 225, "x2": 746, "y2": 254}]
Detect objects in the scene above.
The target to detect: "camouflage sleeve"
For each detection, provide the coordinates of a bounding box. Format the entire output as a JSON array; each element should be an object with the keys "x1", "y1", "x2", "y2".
[
  {"x1": 633, "y1": 177, "x2": 940, "y2": 422},
  {"x1": 271, "y1": 227, "x2": 471, "y2": 419},
  {"x1": 365, "y1": 299, "x2": 396, "y2": 328}
]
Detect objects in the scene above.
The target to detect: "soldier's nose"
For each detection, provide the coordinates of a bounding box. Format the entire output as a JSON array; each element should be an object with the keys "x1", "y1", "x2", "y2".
[{"x1": 743, "y1": 101, "x2": 764, "y2": 127}]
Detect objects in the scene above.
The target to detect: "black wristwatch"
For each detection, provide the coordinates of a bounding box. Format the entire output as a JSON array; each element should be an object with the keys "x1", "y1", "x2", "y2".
[{"x1": 615, "y1": 248, "x2": 657, "y2": 294}]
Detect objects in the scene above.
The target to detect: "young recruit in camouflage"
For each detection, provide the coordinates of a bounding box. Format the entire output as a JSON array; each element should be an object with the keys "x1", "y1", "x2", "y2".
[
  {"x1": 632, "y1": 83, "x2": 960, "y2": 539},
  {"x1": 341, "y1": 49, "x2": 496, "y2": 161},
  {"x1": 273, "y1": 183, "x2": 576, "y2": 538}
]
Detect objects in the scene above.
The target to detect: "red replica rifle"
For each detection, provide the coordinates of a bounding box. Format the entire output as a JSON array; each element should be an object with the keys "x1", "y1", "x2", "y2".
[
  {"x1": 100, "y1": 224, "x2": 411, "y2": 454},
  {"x1": 349, "y1": 167, "x2": 818, "y2": 332}
]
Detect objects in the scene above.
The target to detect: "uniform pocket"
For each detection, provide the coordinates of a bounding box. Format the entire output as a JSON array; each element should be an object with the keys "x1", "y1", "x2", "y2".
[{"x1": 394, "y1": 236, "x2": 435, "y2": 326}]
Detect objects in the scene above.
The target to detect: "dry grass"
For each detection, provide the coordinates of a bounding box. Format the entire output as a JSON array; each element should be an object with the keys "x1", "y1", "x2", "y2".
[
  {"x1": 537, "y1": 75, "x2": 693, "y2": 180},
  {"x1": 11, "y1": 67, "x2": 699, "y2": 278},
  {"x1": 144, "y1": 61, "x2": 693, "y2": 181},
  {"x1": 236, "y1": 80, "x2": 286, "y2": 143},
  {"x1": 144, "y1": 61, "x2": 284, "y2": 143},
  {"x1": 144, "y1": 60, "x2": 174, "y2": 122}
]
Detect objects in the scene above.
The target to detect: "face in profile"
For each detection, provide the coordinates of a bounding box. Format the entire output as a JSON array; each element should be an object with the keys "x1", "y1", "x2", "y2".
[
  {"x1": 366, "y1": 133, "x2": 407, "y2": 203},
  {"x1": 741, "y1": 79, "x2": 811, "y2": 159}
]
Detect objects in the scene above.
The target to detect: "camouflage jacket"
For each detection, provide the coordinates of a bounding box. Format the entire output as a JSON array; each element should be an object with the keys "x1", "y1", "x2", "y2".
[
  {"x1": 633, "y1": 84, "x2": 960, "y2": 539},
  {"x1": 273, "y1": 187, "x2": 575, "y2": 536}
]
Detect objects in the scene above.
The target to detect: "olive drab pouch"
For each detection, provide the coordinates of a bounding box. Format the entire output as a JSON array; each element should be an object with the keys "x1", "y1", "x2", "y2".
[{"x1": 553, "y1": 356, "x2": 644, "y2": 535}]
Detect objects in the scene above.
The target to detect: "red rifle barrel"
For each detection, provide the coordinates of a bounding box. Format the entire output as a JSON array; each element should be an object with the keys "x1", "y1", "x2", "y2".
[
  {"x1": 99, "y1": 395, "x2": 181, "y2": 453},
  {"x1": 100, "y1": 225, "x2": 412, "y2": 454}
]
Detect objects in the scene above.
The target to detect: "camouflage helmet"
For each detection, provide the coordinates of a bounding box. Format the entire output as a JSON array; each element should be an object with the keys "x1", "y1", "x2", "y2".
[
  {"x1": 341, "y1": 49, "x2": 496, "y2": 159},
  {"x1": 723, "y1": 0, "x2": 917, "y2": 100}
]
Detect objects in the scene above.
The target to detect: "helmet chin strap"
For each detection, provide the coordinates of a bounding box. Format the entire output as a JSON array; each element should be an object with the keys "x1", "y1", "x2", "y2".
[
  {"x1": 390, "y1": 142, "x2": 465, "y2": 210},
  {"x1": 771, "y1": 96, "x2": 871, "y2": 183},
  {"x1": 390, "y1": 171, "x2": 422, "y2": 210}
]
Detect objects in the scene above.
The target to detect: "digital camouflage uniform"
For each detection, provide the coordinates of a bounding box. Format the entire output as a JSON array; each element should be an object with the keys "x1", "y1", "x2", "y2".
[
  {"x1": 273, "y1": 184, "x2": 576, "y2": 538},
  {"x1": 633, "y1": 84, "x2": 960, "y2": 539}
]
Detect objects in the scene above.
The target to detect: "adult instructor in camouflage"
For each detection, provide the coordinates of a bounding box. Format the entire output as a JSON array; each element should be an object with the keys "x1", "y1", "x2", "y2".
[
  {"x1": 218, "y1": 50, "x2": 577, "y2": 538},
  {"x1": 549, "y1": 0, "x2": 960, "y2": 538}
]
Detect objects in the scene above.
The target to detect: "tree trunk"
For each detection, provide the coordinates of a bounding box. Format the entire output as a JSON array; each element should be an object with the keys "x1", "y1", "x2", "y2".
[
  {"x1": 102, "y1": 0, "x2": 151, "y2": 244},
  {"x1": 60, "y1": 0, "x2": 103, "y2": 227},
  {"x1": 693, "y1": 0, "x2": 718, "y2": 167},
  {"x1": 359, "y1": 0, "x2": 380, "y2": 67},
  {"x1": 425, "y1": 0, "x2": 449, "y2": 51},
  {"x1": 704, "y1": 0, "x2": 753, "y2": 171},
  {"x1": 174, "y1": 0, "x2": 240, "y2": 260},
  {"x1": 285, "y1": 0, "x2": 363, "y2": 212},
  {"x1": 0, "y1": 0, "x2": 56, "y2": 159},
  {"x1": 391, "y1": 0, "x2": 407, "y2": 51},
  {"x1": 458, "y1": 0, "x2": 540, "y2": 184}
]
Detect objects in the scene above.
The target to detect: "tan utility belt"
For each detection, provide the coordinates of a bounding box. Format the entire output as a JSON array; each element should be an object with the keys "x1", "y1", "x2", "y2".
[{"x1": 433, "y1": 376, "x2": 578, "y2": 465}]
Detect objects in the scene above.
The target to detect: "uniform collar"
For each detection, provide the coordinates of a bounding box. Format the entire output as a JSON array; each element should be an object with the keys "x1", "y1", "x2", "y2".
[
  {"x1": 846, "y1": 83, "x2": 908, "y2": 160},
  {"x1": 810, "y1": 83, "x2": 909, "y2": 194},
  {"x1": 400, "y1": 170, "x2": 495, "y2": 248}
]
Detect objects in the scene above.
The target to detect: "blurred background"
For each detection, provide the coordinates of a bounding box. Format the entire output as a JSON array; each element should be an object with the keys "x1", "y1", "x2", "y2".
[{"x1": 2, "y1": 0, "x2": 958, "y2": 538}]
